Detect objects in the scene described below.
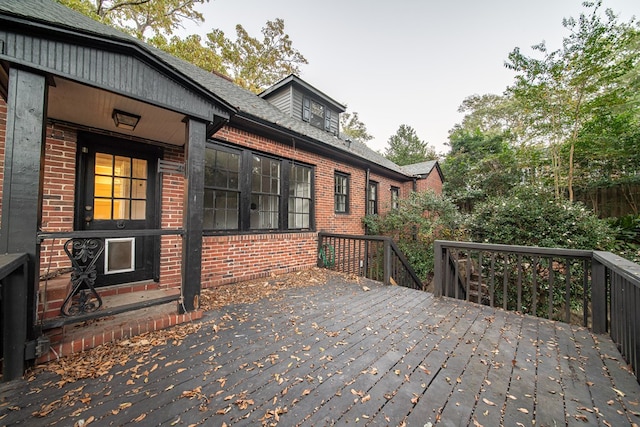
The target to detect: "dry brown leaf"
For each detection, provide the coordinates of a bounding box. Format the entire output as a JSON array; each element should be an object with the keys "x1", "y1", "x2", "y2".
[
  {"x1": 133, "y1": 413, "x2": 146, "y2": 423},
  {"x1": 518, "y1": 408, "x2": 529, "y2": 414},
  {"x1": 216, "y1": 406, "x2": 231, "y2": 415},
  {"x1": 482, "y1": 398, "x2": 496, "y2": 406},
  {"x1": 361, "y1": 394, "x2": 371, "y2": 403}
]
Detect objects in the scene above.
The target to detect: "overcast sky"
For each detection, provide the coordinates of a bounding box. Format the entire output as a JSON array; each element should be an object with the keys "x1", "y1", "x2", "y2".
[{"x1": 180, "y1": 0, "x2": 640, "y2": 155}]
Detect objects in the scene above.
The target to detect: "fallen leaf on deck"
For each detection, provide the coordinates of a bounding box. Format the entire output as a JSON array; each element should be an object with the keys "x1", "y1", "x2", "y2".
[
  {"x1": 133, "y1": 413, "x2": 146, "y2": 422},
  {"x1": 518, "y1": 408, "x2": 529, "y2": 414},
  {"x1": 482, "y1": 398, "x2": 496, "y2": 406}
]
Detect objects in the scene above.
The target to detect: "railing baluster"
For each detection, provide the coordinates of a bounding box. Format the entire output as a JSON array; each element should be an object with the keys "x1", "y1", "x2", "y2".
[
  {"x1": 466, "y1": 250, "x2": 471, "y2": 302},
  {"x1": 549, "y1": 258, "x2": 555, "y2": 320},
  {"x1": 583, "y1": 259, "x2": 589, "y2": 328},
  {"x1": 565, "y1": 257, "x2": 571, "y2": 324},
  {"x1": 454, "y1": 249, "x2": 460, "y2": 300},
  {"x1": 532, "y1": 256, "x2": 538, "y2": 317},
  {"x1": 478, "y1": 252, "x2": 483, "y2": 304},
  {"x1": 517, "y1": 254, "x2": 523, "y2": 313},
  {"x1": 503, "y1": 254, "x2": 509, "y2": 311},
  {"x1": 489, "y1": 253, "x2": 496, "y2": 308}
]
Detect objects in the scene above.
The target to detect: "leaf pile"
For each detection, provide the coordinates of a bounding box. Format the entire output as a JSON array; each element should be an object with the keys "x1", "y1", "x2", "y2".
[{"x1": 33, "y1": 268, "x2": 359, "y2": 385}]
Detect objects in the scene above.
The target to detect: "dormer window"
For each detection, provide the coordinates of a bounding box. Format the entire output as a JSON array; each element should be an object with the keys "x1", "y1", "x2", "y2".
[
  {"x1": 303, "y1": 96, "x2": 327, "y2": 130},
  {"x1": 261, "y1": 75, "x2": 345, "y2": 135}
]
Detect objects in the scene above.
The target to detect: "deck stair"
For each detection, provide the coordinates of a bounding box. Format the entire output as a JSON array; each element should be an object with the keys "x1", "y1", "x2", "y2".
[{"x1": 451, "y1": 253, "x2": 490, "y2": 305}]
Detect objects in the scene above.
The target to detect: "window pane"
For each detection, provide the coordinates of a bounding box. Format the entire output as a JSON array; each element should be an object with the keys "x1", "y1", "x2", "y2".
[
  {"x1": 94, "y1": 175, "x2": 113, "y2": 198},
  {"x1": 112, "y1": 177, "x2": 131, "y2": 198},
  {"x1": 132, "y1": 159, "x2": 146, "y2": 179},
  {"x1": 112, "y1": 199, "x2": 128, "y2": 220},
  {"x1": 114, "y1": 156, "x2": 131, "y2": 177},
  {"x1": 95, "y1": 153, "x2": 113, "y2": 175},
  {"x1": 131, "y1": 200, "x2": 145, "y2": 219},
  {"x1": 94, "y1": 198, "x2": 112, "y2": 219},
  {"x1": 251, "y1": 194, "x2": 279, "y2": 229},
  {"x1": 131, "y1": 179, "x2": 146, "y2": 199}
]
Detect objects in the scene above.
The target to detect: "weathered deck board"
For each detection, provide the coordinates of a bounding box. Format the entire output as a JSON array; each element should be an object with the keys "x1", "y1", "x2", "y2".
[{"x1": 1, "y1": 277, "x2": 639, "y2": 427}]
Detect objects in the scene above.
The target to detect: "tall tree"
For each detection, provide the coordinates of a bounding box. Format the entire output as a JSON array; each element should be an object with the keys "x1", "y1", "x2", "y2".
[
  {"x1": 443, "y1": 127, "x2": 520, "y2": 211},
  {"x1": 505, "y1": 1, "x2": 640, "y2": 201},
  {"x1": 340, "y1": 111, "x2": 373, "y2": 143},
  {"x1": 57, "y1": 0, "x2": 208, "y2": 39},
  {"x1": 383, "y1": 125, "x2": 437, "y2": 166},
  {"x1": 205, "y1": 19, "x2": 308, "y2": 93},
  {"x1": 61, "y1": 0, "x2": 308, "y2": 93}
]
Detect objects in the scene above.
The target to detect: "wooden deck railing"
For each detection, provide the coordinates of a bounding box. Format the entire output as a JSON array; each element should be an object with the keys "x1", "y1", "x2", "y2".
[
  {"x1": 317, "y1": 233, "x2": 423, "y2": 290},
  {"x1": 433, "y1": 240, "x2": 640, "y2": 382}
]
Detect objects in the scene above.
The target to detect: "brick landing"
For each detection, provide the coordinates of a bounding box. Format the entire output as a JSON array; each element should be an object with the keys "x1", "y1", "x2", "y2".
[{"x1": 36, "y1": 291, "x2": 203, "y2": 364}]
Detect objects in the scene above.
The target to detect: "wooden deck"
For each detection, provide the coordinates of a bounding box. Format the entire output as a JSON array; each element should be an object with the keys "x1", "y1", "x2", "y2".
[{"x1": 1, "y1": 276, "x2": 639, "y2": 426}]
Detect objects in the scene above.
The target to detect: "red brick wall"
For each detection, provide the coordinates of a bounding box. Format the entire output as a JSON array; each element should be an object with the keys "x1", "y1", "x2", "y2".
[
  {"x1": 159, "y1": 145, "x2": 185, "y2": 287},
  {"x1": 201, "y1": 232, "x2": 317, "y2": 287},
  {"x1": 39, "y1": 124, "x2": 78, "y2": 275},
  {"x1": 415, "y1": 168, "x2": 443, "y2": 194}
]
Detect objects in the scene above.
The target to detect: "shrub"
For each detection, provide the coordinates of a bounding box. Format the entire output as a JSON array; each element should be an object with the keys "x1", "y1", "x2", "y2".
[
  {"x1": 363, "y1": 190, "x2": 466, "y2": 281},
  {"x1": 468, "y1": 188, "x2": 614, "y2": 251}
]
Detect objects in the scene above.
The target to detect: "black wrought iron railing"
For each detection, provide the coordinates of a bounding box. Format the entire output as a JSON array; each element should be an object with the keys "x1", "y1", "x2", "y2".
[
  {"x1": 433, "y1": 240, "x2": 640, "y2": 382},
  {"x1": 37, "y1": 229, "x2": 184, "y2": 326},
  {"x1": 317, "y1": 233, "x2": 423, "y2": 290}
]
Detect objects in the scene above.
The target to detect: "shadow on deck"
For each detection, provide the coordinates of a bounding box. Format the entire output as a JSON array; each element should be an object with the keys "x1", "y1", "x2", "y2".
[{"x1": 1, "y1": 275, "x2": 639, "y2": 426}]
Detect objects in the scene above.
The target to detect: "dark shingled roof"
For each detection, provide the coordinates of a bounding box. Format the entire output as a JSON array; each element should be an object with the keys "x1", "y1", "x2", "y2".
[
  {"x1": 0, "y1": 0, "x2": 424, "y2": 179},
  {"x1": 401, "y1": 160, "x2": 444, "y2": 182}
]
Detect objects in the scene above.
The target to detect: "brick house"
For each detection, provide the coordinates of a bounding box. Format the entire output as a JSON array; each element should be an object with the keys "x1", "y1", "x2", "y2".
[{"x1": 0, "y1": 0, "x2": 443, "y2": 366}]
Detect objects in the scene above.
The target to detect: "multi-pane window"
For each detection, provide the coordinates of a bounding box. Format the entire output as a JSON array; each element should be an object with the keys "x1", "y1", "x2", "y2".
[
  {"x1": 204, "y1": 147, "x2": 240, "y2": 230},
  {"x1": 289, "y1": 164, "x2": 312, "y2": 229},
  {"x1": 251, "y1": 155, "x2": 280, "y2": 229},
  {"x1": 334, "y1": 173, "x2": 349, "y2": 213},
  {"x1": 94, "y1": 153, "x2": 147, "y2": 220},
  {"x1": 367, "y1": 181, "x2": 378, "y2": 215},
  {"x1": 391, "y1": 186, "x2": 400, "y2": 210},
  {"x1": 204, "y1": 143, "x2": 313, "y2": 232},
  {"x1": 303, "y1": 96, "x2": 327, "y2": 131}
]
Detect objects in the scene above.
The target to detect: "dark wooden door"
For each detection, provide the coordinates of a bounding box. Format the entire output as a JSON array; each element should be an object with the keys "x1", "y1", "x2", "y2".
[{"x1": 77, "y1": 135, "x2": 160, "y2": 286}]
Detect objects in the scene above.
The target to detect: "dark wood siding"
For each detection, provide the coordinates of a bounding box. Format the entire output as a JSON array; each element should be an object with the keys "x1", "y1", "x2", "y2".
[
  {"x1": 263, "y1": 86, "x2": 292, "y2": 117},
  {"x1": 0, "y1": 30, "x2": 221, "y2": 121}
]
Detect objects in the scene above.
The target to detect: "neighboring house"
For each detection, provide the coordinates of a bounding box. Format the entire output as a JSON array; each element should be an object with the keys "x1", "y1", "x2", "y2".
[{"x1": 0, "y1": 0, "x2": 443, "y2": 365}]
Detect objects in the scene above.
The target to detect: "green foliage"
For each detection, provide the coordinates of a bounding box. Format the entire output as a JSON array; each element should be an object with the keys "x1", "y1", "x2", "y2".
[
  {"x1": 60, "y1": 1, "x2": 306, "y2": 93},
  {"x1": 607, "y1": 214, "x2": 640, "y2": 263},
  {"x1": 205, "y1": 19, "x2": 308, "y2": 93},
  {"x1": 442, "y1": 128, "x2": 520, "y2": 211},
  {"x1": 363, "y1": 191, "x2": 466, "y2": 281},
  {"x1": 504, "y1": 1, "x2": 640, "y2": 201},
  {"x1": 58, "y1": 0, "x2": 208, "y2": 39},
  {"x1": 148, "y1": 34, "x2": 224, "y2": 73},
  {"x1": 340, "y1": 112, "x2": 373, "y2": 143},
  {"x1": 468, "y1": 188, "x2": 614, "y2": 251},
  {"x1": 384, "y1": 125, "x2": 437, "y2": 166}
]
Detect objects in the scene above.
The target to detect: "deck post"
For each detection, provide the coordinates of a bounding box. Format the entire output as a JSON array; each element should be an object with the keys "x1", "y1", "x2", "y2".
[
  {"x1": 1, "y1": 255, "x2": 28, "y2": 381},
  {"x1": 434, "y1": 241, "x2": 443, "y2": 297},
  {"x1": 591, "y1": 257, "x2": 607, "y2": 334},
  {"x1": 0, "y1": 68, "x2": 47, "y2": 368},
  {"x1": 181, "y1": 118, "x2": 207, "y2": 312}
]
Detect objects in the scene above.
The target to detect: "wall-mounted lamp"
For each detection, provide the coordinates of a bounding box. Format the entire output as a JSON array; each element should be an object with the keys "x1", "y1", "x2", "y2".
[{"x1": 112, "y1": 109, "x2": 141, "y2": 131}]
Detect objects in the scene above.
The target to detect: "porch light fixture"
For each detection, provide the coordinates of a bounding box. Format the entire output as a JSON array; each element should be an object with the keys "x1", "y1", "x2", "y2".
[{"x1": 112, "y1": 109, "x2": 140, "y2": 131}]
